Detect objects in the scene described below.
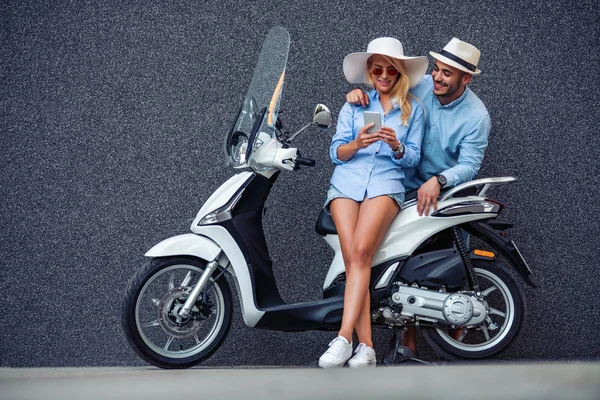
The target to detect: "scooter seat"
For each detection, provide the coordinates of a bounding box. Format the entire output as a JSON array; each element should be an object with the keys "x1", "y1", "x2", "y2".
[
  {"x1": 405, "y1": 188, "x2": 418, "y2": 202},
  {"x1": 315, "y1": 210, "x2": 337, "y2": 235}
]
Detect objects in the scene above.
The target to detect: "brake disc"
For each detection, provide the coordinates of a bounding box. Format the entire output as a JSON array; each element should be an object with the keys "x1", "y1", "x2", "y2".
[{"x1": 157, "y1": 286, "x2": 203, "y2": 338}]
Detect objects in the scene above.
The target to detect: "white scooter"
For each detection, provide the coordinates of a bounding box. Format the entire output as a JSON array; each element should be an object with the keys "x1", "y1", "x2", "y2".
[{"x1": 121, "y1": 26, "x2": 534, "y2": 369}]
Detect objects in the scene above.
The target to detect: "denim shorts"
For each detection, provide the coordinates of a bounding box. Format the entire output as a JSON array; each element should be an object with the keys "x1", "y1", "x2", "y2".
[{"x1": 323, "y1": 185, "x2": 405, "y2": 215}]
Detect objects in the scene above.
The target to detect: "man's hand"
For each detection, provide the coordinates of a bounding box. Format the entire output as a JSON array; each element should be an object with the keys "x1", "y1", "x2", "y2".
[
  {"x1": 417, "y1": 177, "x2": 441, "y2": 216},
  {"x1": 346, "y1": 89, "x2": 369, "y2": 107}
]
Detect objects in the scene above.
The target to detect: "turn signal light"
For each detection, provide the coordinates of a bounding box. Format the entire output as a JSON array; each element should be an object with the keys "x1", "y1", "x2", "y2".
[{"x1": 474, "y1": 249, "x2": 495, "y2": 258}]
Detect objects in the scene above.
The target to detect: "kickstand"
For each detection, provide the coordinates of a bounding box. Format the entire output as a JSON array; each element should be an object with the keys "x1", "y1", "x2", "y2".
[
  {"x1": 382, "y1": 328, "x2": 438, "y2": 366},
  {"x1": 382, "y1": 328, "x2": 405, "y2": 365}
]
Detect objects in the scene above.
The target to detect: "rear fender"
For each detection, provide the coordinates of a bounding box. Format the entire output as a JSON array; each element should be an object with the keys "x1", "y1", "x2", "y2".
[{"x1": 464, "y1": 221, "x2": 536, "y2": 288}]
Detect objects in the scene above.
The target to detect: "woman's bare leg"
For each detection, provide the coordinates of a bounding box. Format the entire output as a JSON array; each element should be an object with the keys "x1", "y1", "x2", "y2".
[
  {"x1": 336, "y1": 196, "x2": 399, "y2": 345},
  {"x1": 353, "y1": 290, "x2": 372, "y2": 346},
  {"x1": 330, "y1": 198, "x2": 360, "y2": 342}
]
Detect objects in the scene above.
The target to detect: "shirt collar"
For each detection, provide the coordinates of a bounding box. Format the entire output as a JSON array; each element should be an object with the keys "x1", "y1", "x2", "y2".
[
  {"x1": 436, "y1": 86, "x2": 470, "y2": 108},
  {"x1": 368, "y1": 89, "x2": 399, "y2": 109}
]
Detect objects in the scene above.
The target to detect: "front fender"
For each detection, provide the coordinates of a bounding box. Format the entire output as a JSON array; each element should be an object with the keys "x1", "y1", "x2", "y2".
[
  {"x1": 148, "y1": 227, "x2": 265, "y2": 328},
  {"x1": 145, "y1": 233, "x2": 221, "y2": 262}
]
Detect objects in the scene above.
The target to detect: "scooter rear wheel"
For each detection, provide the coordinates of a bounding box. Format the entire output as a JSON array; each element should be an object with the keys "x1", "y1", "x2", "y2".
[
  {"x1": 422, "y1": 259, "x2": 525, "y2": 360},
  {"x1": 121, "y1": 256, "x2": 232, "y2": 369}
]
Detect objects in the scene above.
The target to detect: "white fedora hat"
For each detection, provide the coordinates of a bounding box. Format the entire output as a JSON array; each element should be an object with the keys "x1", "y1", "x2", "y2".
[
  {"x1": 343, "y1": 37, "x2": 428, "y2": 88},
  {"x1": 430, "y1": 37, "x2": 481, "y2": 75}
]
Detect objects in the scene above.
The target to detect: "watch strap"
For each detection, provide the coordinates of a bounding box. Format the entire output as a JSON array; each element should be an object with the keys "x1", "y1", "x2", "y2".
[{"x1": 436, "y1": 174, "x2": 447, "y2": 187}]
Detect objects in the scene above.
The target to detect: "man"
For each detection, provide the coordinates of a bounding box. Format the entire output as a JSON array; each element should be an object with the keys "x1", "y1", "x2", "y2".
[{"x1": 346, "y1": 37, "x2": 491, "y2": 360}]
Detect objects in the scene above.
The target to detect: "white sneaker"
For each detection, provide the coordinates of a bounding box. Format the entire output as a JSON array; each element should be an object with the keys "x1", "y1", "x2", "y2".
[
  {"x1": 318, "y1": 336, "x2": 353, "y2": 368},
  {"x1": 348, "y1": 343, "x2": 377, "y2": 368}
]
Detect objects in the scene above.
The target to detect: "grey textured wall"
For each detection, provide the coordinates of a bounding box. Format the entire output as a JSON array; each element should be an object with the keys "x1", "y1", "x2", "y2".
[{"x1": 2, "y1": 0, "x2": 599, "y2": 367}]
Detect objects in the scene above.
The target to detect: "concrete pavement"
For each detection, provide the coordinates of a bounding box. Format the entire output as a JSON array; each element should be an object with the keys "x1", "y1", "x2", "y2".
[{"x1": 1, "y1": 362, "x2": 599, "y2": 400}]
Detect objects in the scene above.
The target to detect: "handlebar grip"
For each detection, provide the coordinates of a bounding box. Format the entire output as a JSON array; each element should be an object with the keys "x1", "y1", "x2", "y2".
[{"x1": 294, "y1": 156, "x2": 316, "y2": 167}]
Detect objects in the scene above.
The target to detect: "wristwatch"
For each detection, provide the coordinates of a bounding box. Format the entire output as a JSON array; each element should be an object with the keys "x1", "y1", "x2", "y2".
[
  {"x1": 393, "y1": 142, "x2": 405, "y2": 155},
  {"x1": 436, "y1": 174, "x2": 447, "y2": 187}
]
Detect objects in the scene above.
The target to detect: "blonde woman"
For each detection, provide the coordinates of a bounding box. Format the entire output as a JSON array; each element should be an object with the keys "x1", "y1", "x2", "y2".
[{"x1": 319, "y1": 38, "x2": 427, "y2": 368}]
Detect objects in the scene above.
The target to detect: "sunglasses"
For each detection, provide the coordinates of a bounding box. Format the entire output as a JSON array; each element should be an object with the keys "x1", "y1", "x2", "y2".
[{"x1": 371, "y1": 67, "x2": 399, "y2": 76}]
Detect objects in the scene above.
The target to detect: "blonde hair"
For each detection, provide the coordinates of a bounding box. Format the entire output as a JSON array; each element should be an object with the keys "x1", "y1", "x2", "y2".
[{"x1": 365, "y1": 55, "x2": 414, "y2": 126}]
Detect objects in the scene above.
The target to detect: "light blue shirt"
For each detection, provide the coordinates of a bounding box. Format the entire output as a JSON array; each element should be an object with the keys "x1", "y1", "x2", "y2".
[
  {"x1": 329, "y1": 90, "x2": 424, "y2": 201},
  {"x1": 405, "y1": 75, "x2": 491, "y2": 190}
]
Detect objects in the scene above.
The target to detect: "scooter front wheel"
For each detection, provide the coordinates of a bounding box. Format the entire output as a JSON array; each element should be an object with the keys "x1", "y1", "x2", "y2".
[{"x1": 121, "y1": 256, "x2": 232, "y2": 369}]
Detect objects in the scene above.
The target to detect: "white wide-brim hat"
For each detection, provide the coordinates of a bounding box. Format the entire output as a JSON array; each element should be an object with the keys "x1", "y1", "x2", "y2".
[
  {"x1": 343, "y1": 37, "x2": 428, "y2": 88},
  {"x1": 430, "y1": 37, "x2": 481, "y2": 75}
]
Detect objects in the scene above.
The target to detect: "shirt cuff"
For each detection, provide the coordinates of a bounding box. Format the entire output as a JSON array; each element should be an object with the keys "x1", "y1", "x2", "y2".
[{"x1": 330, "y1": 142, "x2": 345, "y2": 165}]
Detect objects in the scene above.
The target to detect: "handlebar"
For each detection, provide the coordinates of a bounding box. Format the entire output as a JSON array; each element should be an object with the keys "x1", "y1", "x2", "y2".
[{"x1": 294, "y1": 156, "x2": 316, "y2": 168}]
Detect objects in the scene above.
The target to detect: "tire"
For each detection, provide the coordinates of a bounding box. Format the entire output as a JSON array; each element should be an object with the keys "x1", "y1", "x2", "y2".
[
  {"x1": 422, "y1": 259, "x2": 525, "y2": 360},
  {"x1": 121, "y1": 256, "x2": 233, "y2": 369}
]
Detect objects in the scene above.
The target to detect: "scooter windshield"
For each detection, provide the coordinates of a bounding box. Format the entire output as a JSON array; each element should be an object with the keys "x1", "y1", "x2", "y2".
[{"x1": 225, "y1": 26, "x2": 290, "y2": 170}]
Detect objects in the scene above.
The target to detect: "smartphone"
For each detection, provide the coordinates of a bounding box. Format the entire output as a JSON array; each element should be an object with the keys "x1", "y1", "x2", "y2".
[{"x1": 363, "y1": 111, "x2": 382, "y2": 134}]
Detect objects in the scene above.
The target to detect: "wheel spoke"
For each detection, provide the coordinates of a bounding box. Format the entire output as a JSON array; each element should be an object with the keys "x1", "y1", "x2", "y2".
[
  {"x1": 489, "y1": 307, "x2": 506, "y2": 318},
  {"x1": 141, "y1": 319, "x2": 160, "y2": 328},
  {"x1": 181, "y1": 271, "x2": 193, "y2": 287},
  {"x1": 482, "y1": 285, "x2": 497, "y2": 297},
  {"x1": 164, "y1": 335, "x2": 175, "y2": 350},
  {"x1": 151, "y1": 298, "x2": 160, "y2": 306},
  {"x1": 457, "y1": 329, "x2": 468, "y2": 342},
  {"x1": 168, "y1": 273, "x2": 175, "y2": 290},
  {"x1": 194, "y1": 334, "x2": 201, "y2": 345},
  {"x1": 481, "y1": 325, "x2": 491, "y2": 341}
]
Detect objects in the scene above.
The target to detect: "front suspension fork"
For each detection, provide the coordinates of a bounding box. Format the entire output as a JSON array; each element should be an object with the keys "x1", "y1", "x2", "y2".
[{"x1": 178, "y1": 259, "x2": 219, "y2": 319}]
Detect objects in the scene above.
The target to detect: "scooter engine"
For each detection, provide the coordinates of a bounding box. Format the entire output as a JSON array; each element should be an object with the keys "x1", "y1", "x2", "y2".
[{"x1": 382, "y1": 283, "x2": 489, "y2": 327}]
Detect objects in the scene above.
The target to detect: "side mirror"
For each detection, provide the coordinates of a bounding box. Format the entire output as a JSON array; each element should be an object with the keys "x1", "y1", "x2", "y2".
[
  {"x1": 287, "y1": 104, "x2": 332, "y2": 142},
  {"x1": 312, "y1": 104, "x2": 332, "y2": 128}
]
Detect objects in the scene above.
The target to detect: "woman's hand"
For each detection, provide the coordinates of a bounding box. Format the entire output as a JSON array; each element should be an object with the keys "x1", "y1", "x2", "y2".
[
  {"x1": 377, "y1": 127, "x2": 401, "y2": 151},
  {"x1": 355, "y1": 123, "x2": 380, "y2": 149},
  {"x1": 336, "y1": 123, "x2": 379, "y2": 161}
]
